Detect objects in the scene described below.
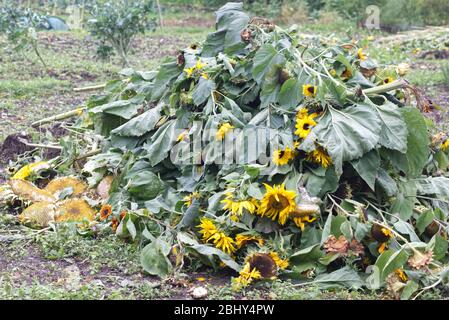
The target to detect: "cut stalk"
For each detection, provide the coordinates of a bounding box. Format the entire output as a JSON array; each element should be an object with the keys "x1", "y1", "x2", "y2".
[
  {"x1": 73, "y1": 84, "x2": 107, "y2": 92},
  {"x1": 31, "y1": 108, "x2": 85, "y2": 128},
  {"x1": 17, "y1": 138, "x2": 62, "y2": 150},
  {"x1": 362, "y1": 79, "x2": 407, "y2": 95}
]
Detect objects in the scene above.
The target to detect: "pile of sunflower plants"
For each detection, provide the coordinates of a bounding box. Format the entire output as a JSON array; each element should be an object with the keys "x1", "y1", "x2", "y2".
[{"x1": 2, "y1": 2, "x2": 449, "y2": 299}]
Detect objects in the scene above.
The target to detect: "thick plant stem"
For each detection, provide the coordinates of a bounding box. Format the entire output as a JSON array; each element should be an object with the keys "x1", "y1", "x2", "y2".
[
  {"x1": 73, "y1": 84, "x2": 106, "y2": 92},
  {"x1": 31, "y1": 108, "x2": 85, "y2": 128},
  {"x1": 362, "y1": 79, "x2": 408, "y2": 95}
]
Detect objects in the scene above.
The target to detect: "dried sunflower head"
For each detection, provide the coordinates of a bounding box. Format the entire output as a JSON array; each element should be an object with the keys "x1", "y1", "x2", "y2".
[
  {"x1": 408, "y1": 250, "x2": 433, "y2": 270},
  {"x1": 9, "y1": 179, "x2": 56, "y2": 203},
  {"x1": 246, "y1": 252, "x2": 277, "y2": 279},
  {"x1": 18, "y1": 201, "x2": 56, "y2": 228},
  {"x1": 45, "y1": 177, "x2": 87, "y2": 198},
  {"x1": 323, "y1": 235, "x2": 349, "y2": 254},
  {"x1": 55, "y1": 199, "x2": 96, "y2": 223}
]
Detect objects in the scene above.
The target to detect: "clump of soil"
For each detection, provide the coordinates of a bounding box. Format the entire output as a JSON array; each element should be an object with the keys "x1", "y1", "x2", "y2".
[
  {"x1": 419, "y1": 49, "x2": 449, "y2": 60},
  {"x1": 0, "y1": 134, "x2": 33, "y2": 164}
]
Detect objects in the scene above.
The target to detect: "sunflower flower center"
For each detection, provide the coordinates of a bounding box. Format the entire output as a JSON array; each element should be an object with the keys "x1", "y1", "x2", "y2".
[{"x1": 268, "y1": 194, "x2": 289, "y2": 210}]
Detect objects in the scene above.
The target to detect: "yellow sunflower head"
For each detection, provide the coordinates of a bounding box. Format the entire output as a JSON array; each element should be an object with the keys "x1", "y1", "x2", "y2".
[
  {"x1": 235, "y1": 234, "x2": 264, "y2": 249},
  {"x1": 221, "y1": 192, "x2": 258, "y2": 217},
  {"x1": 99, "y1": 204, "x2": 113, "y2": 221},
  {"x1": 208, "y1": 231, "x2": 236, "y2": 255},
  {"x1": 305, "y1": 146, "x2": 332, "y2": 168},
  {"x1": 383, "y1": 76, "x2": 394, "y2": 84},
  {"x1": 195, "y1": 60, "x2": 206, "y2": 70},
  {"x1": 9, "y1": 179, "x2": 56, "y2": 203},
  {"x1": 183, "y1": 191, "x2": 200, "y2": 207},
  {"x1": 395, "y1": 268, "x2": 408, "y2": 282},
  {"x1": 441, "y1": 139, "x2": 449, "y2": 151},
  {"x1": 357, "y1": 48, "x2": 367, "y2": 61},
  {"x1": 197, "y1": 217, "x2": 218, "y2": 241},
  {"x1": 216, "y1": 123, "x2": 234, "y2": 141},
  {"x1": 272, "y1": 146, "x2": 295, "y2": 166},
  {"x1": 258, "y1": 183, "x2": 297, "y2": 225},
  {"x1": 232, "y1": 262, "x2": 261, "y2": 291},
  {"x1": 111, "y1": 217, "x2": 120, "y2": 232},
  {"x1": 18, "y1": 201, "x2": 56, "y2": 228},
  {"x1": 12, "y1": 161, "x2": 50, "y2": 180},
  {"x1": 302, "y1": 84, "x2": 317, "y2": 98},
  {"x1": 295, "y1": 112, "x2": 318, "y2": 139},
  {"x1": 45, "y1": 176, "x2": 87, "y2": 198},
  {"x1": 55, "y1": 199, "x2": 96, "y2": 223},
  {"x1": 269, "y1": 251, "x2": 289, "y2": 270},
  {"x1": 184, "y1": 67, "x2": 195, "y2": 78},
  {"x1": 246, "y1": 252, "x2": 277, "y2": 279}
]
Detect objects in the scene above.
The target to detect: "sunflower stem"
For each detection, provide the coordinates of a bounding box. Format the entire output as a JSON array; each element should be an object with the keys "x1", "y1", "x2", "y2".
[
  {"x1": 362, "y1": 79, "x2": 408, "y2": 96},
  {"x1": 31, "y1": 108, "x2": 86, "y2": 128}
]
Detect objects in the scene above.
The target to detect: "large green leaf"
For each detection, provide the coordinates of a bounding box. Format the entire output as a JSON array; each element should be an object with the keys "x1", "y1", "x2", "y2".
[
  {"x1": 301, "y1": 104, "x2": 381, "y2": 176},
  {"x1": 389, "y1": 107, "x2": 429, "y2": 178},
  {"x1": 111, "y1": 106, "x2": 161, "y2": 137},
  {"x1": 90, "y1": 100, "x2": 140, "y2": 119},
  {"x1": 351, "y1": 149, "x2": 380, "y2": 190},
  {"x1": 372, "y1": 102, "x2": 408, "y2": 152},
  {"x1": 151, "y1": 61, "x2": 182, "y2": 101},
  {"x1": 202, "y1": 2, "x2": 249, "y2": 57},
  {"x1": 314, "y1": 267, "x2": 365, "y2": 289},
  {"x1": 192, "y1": 78, "x2": 216, "y2": 106},
  {"x1": 143, "y1": 121, "x2": 176, "y2": 166},
  {"x1": 140, "y1": 237, "x2": 173, "y2": 277},
  {"x1": 416, "y1": 177, "x2": 449, "y2": 200},
  {"x1": 252, "y1": 44, "x2": 286, "y2": 85}
]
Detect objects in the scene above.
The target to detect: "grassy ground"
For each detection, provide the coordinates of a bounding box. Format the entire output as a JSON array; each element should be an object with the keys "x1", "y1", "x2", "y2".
[{"x1": 1, "y1": 11, "x2": 449, "y2": 300}]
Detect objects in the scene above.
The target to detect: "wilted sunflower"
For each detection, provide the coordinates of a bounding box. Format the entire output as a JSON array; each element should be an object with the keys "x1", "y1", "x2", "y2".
[
  {"x1": 292, "y1": 215, "x2": 317, "y2": 231},
  {"x1": 9, "y1": 179, "x2": 56, "y2": 203},
  {"x1": 209, "y1": 231, "x2": 236, "y2": 255},
  {"x1": 371, "y1": 224, "x2": 393, "y2": 253},
  {"x1": 45, "y1": 176, "x2": 87, "y2": 198},
  {"x1": 302, "y1": 84, "x2": 317, "y2": 98},
  {"x1": 184, "y1": 67, "x2": 195, "y2": 78},
  {"x1": 99, "y1": 204, "x2": 113, "y2": 221},
  {"x1": 55, "y1": 199, "x2": 96, "y2": 222},
  {"x1": 395, "y1": 269, "x2": 408, "y2": 282},
  {"x1": 235, "y1": 234, "x2": 264, "y2": 249},
  {"x1": 246, "y1": 252, "x2": 277, "y2": 279},
  {"x1": 269, "y1": 251, "x2": 289, "y2": 270},
  {"x1": 12, "y1": 161, "x2": 50, "y2": 180},
  {"x1": 306, "y1": 146, "x2": 332, "y2": 168},
  {"x1": 295, "y1": 111, "x2": 318, "y2": 138},
  {"x1": 183, "y1": 191, "x2": 200, "y2": 207},
  {"x1": 258, "y1": 183, "x2": 297, "y2": 225},
  {"x1": 197, "y1": 218, "x2": 236, "y2": 254},
  {"x1": 221, "y1": 192, "x2": 258, "y2": 217},
  {"x1": 272, "y1": 146, "x2": 295, "y2": 166},
  {"x1": 232, "y1": 262, "x2": 261, "y2": 291},
  {"x1": 18, "y1": 201, "x2": 56, "y2": 228},
  {"x1": 216, "y1": 123, "x2": 234, "y2": 141},
  {"x1": 442, "y1": 139, "x2": 449, "y2": 151},
  {"x1": 357, "y1": 48, "x2": 367, "y2": 61},
  {"x1": 198, "y1": 217, "x2": 219, "y2": 240},
  {"x1": 382, "y1": 76, "x2": 394, "y2": 84},
  {"x1": 111, "y1": 217, "x2": 119, "y2": 232}
]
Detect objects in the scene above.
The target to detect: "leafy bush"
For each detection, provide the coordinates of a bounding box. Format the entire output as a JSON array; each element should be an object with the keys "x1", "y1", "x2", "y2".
[
  {"x1": 87, "y1": 0, "x2": 157, "y2": 66},
  {"x1": 0, "y1": 4, "x2": 48, "y2": 67}
]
